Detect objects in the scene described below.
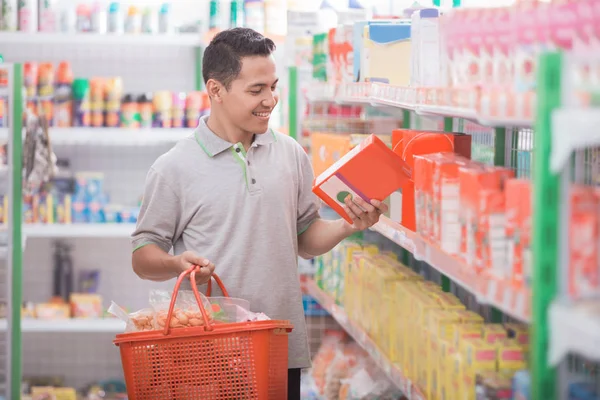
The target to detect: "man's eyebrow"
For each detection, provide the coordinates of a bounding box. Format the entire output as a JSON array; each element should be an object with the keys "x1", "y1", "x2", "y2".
[{"x1": 248, "y1": 78, "x2": 279, "y2": 88}]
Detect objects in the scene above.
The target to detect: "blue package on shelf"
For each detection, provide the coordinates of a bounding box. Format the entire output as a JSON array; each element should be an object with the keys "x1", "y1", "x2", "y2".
[
  {"x1": 569, "y1": 382, "x2": 599, "y2": 400},
  {"x1": 512, "y1": 370, "x2": 530, "y2": 400},
  {"x1": 302, "y1": 294, "x2": 329, "y2": 316}
]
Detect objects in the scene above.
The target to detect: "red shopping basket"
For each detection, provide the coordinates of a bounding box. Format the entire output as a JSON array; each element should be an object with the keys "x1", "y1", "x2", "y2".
[{"x1": 114, "y1": 267, "x2": 293, "y2": 400}]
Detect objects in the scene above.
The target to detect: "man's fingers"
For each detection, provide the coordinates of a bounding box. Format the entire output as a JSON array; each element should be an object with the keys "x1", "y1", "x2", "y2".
[
  {"x1": 352, "y1": 196, "x2": 376, "y2": 213},
  {"x1": 370, "y1": 199, "x2": 388, "y2": 213},
  {"x1": 344, "y1": 196, "x2": 365, "y2": 219},
  {"x1": 343, "y1": 204, "x2": 360, "y2": 222}
]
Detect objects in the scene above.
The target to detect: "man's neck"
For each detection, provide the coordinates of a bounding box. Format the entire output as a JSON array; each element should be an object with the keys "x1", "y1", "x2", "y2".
[{"x1": 206, "y1": 112, "x2": 254, "y2": 151}]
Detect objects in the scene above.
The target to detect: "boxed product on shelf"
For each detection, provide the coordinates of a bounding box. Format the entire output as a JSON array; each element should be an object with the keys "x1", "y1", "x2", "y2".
[
  {"x1": 505, "y1": 179, "x2": 532, "y2": 288},
  {"x1": 475, "y1": 372, "x2": 513, "y2": 400},
  {"x1": 363, "y1": 22, "x2": 412, "y2": 86},
  {"x1": 327, "y1": 24, "x2": 354, "y2": 85},
  {"x1": 458, "y1": 164, "x2": 514, "y2": 274},
  {"x1": 70, "y1": 293, "x2": 103, "y2": 318},
  {"x1": 569, "y1": 185, "x2": 600, "y2": 301},
  {"x1": 410, "y1": 8, "x2": 442, "y2": 88},
  {"x1": 312, "y1": 134, "x2": 410, "y2": 225},
  {"x1": 391, "y1": 129, "x2": 472, "y2": 232}
]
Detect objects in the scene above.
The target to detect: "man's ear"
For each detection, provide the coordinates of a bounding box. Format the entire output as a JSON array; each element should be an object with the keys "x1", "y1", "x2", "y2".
[{"x1": 206, "y1": 79, "x2": 224, "y2": 103}]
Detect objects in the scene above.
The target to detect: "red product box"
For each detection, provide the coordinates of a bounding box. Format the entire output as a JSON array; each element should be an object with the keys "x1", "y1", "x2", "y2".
[
  {"x1": 392, "y1": 129, "x2": 472, "y2": 177},
  {"x1": 432, "y1": 154, "x2": 471, "y2": 254},
  {"x1": 414, "y1": 153, "x2": 448, "y2": 240},
  {"x1": 459, "y1": 166, "x2": 514, "y2": 272},
  {"x1": 505, "y1": 179, "x2": 532, "y2": 288},
  {"x1": 569, "y1": 185, "x2": 600, "y2": 300},
  {"x1": 391, "y1": 130, "x2": 471, "y2": 232}
]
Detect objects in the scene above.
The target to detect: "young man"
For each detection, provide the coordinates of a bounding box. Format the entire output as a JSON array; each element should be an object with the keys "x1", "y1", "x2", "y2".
[{"x1": 131, "y1": 28, "x2": 387, "y2": 400}]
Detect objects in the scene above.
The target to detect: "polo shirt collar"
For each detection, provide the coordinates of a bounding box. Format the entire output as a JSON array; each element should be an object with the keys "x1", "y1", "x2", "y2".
[{"x1": 194, "y1": 116, "x2": 277, "y2": 158}]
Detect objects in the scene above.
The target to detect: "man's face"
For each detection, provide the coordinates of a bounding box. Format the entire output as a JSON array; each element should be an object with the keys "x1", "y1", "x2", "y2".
[{"x1": 221, "y1": 55, "x2": 279, "y2": 135}]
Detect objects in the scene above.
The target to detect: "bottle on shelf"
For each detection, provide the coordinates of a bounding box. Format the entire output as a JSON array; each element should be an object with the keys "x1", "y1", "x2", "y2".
[
  {"x1": 54, "y1": 61, "x2": 74, "y2": 128},
  {"x1": 52, "y1": 241, "x2": 73, "y2": 303},
  {"x1": 138, "y1": 93, "x2": 153, "y2": 128},
  {"x1": 72, "y1": 78, "x2": 91, "y2": 127}
]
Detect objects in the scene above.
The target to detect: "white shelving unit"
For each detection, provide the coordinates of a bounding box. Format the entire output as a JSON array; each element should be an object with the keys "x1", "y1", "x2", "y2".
[
  {"x1": 0, "y1": 318, "x2": 125, "y2": 333},
  {"x1": 23, "y1": 224, "x2": 136, "y2": 238},
  {"x1": 1, "y1": 127, "x2": 192, "y2": 145},
  {"x1": 0, "y1": 32, "x2": 202, "y2": 47}
]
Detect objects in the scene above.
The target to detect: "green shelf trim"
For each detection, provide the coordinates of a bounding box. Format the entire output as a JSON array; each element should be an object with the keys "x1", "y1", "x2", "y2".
[
  {"x1": 494, "y1": 127, "x2": 506, "y2": 167},
  {"x1": 443, "y1": 117, "x2": 453, "y2": 132},
  {"x1": 288, "y1": 67, "x2": 298, "y2": 141},
  {"x1": 11, "y1": 63, "x2": 23, "y2": 400},
  {"x1": 402, "y1": 109, "x2": 411, "y2": 130},
  {"x1": 531, "y1": 52, "x2": 562, "y2": 400}
]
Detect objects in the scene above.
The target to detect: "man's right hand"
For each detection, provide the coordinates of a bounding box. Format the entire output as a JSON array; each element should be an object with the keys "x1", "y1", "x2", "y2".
[{"x1": 175, "y1": 251, "x2": 216, "y2": 285}]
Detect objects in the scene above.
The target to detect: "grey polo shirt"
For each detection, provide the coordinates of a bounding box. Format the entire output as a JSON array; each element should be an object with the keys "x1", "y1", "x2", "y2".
[{"x1": 131, "y1": 116, "x2": 320, "y2": 369}]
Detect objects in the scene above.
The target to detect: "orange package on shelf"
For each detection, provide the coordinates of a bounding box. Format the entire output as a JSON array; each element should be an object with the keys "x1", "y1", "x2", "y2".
[
  {"x1": 458, "y1": 165, "x2": 514, "y2": 273},
  {"x1": 392, "y1": 129, "x2": 472, "y2": 175},
  {"x1": 505, "y1": 179, "x2": 532, "y2": 288},
  {"x1": 313, "y1": 134, "x2": 410, "y2": 224},
  {"x1": 311, "y1": 132, "x2": 353, "y2": 178},
  {"x1": 431, "y1": 154, "x2": 471, "y2": 255},
  {"x1": 391, "y1": 129, "x2": 472, "y2": 232},
  {"x1": 569, "y1": 185, "x2": 600, "y2": 300},
  {"x1": 414, "y1": 153, "x2": 446, "y2": 240}
]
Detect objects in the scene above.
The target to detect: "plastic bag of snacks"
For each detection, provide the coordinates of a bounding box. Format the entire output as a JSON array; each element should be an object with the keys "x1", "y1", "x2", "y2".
[
  {"x1": 150, "y1": 289, "x2": 215, "y2": 329},
  {"x1": 109, "y1": 289, "x2": 271, "y2": 333},
  {"x1": 208, "y1": 296, "x2": 270, "y2": 322},
  {"x1": 339, "y1": 361, "x2": 402, "y2": 400},
  {"x1": 108, "y1": 302, "x2": 155, "y2": 333},
  {"x1": 312, "y1": 331, "x2": 348, "y2": 394}
]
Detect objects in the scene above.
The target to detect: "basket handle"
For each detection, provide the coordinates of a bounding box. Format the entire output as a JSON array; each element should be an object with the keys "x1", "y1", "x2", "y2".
[
  {"x1": 206, "y1": 273, "x2": 229, "y2": 297},
  {"x1": 162, "y1": 266, "x2": 227, "y2": 335}
]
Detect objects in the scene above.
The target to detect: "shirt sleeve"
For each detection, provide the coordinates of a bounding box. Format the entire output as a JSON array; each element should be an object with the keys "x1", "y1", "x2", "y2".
[
  {"x1": 297, "y1": 148, "x2": 321, "y2": 235},
  {"x1": 132, "y1": 167, "x2": 184, "y2": 253}
]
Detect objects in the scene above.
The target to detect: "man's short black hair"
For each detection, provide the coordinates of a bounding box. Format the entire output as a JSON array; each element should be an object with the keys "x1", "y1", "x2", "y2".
[{"x1": 203, "y1": 28, "x2": 276, "y2": 89}]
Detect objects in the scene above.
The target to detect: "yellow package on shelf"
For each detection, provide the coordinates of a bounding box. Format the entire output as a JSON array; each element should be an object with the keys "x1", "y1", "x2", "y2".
[
  {"x1": 460, "y1": 338, "x2": 499, "y2": 400},
  {"x1": 427, "y1": 310, "x2": 462, "y2": 399},
  {"x1": 362, "y1": 22, "x2": 412, "y2": 86}
]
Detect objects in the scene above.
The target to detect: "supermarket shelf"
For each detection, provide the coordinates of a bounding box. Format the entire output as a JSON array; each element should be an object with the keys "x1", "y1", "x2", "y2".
[
  {"x1": 306, "y1": 279, "x2": 426, "y2": 400},
  {"x1": 371, "y1": 216, "x2": 531, "y2": 322},
  {"x1": 48, "y1": 127, "x2": 192, "y2": 146},
  {"x1": 551, "y1": 108, "x2": 600, "y2": 172},
  {"x1": 548, "y1": 301, "x2": 600, "y2": 366},
  {"x1": 0, "y1": 318, "x2": 125, "y2": 333},
  {"x1": 311, "y1": 83, "x2": 534, "y2": 128},
  {"x1": 23, "y1": 223, "x2": 135, "y2": 238},
  {"x1": 0, "y1": 32, "x2": 203, "y2": 47}
]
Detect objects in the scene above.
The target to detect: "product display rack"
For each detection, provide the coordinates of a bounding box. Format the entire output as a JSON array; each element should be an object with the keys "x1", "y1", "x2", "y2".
[
  {"x1": 301, "y1": 46, "x2": 600, "y2": 397},
  {"x1": 1, "y1": 27, "x2": 208, "y2": 397}
]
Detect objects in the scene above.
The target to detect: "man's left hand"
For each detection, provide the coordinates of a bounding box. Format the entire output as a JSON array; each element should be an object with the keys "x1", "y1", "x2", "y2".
[{"x1": 343, "y1": 195, "x2": 389, "y2": 231}]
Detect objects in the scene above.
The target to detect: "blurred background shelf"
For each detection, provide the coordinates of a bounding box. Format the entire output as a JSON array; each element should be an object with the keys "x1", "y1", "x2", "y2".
[
  {"x1": 0, "y1": 318, "x2": 125, "y2": 333},
  {"x1": 0, "y1": 32, "x2": 203, "y2": 47},
  {"x1": 23, "y1": 224, "x2": 135, "y2": 238}
]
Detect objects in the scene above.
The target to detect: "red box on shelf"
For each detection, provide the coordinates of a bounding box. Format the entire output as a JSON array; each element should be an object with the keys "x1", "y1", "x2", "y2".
[
  {"x1": 391, "y1": 130, "x2": 471, "y2": 232},
  {"x1": 505, "y1": 179, "x2": 532, "y2": 288},
  {"x1": 431, "y1": 154, "x2": 471, "y2": 255},
  {"x1": 459, "y1": 166, "x2": 514, "y2": 273},
  {"x1": 569, "y1": 185, "x2": 600, "y2": 300}
]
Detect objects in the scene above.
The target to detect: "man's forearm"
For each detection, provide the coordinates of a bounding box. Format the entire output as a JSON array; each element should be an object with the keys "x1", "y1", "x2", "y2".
[
  {"x1": 132, "y1": 244, "x2": 181, "y2": 281},
  {"x1": 298, "y1": 218, "x2": 356, "y2": 259}
]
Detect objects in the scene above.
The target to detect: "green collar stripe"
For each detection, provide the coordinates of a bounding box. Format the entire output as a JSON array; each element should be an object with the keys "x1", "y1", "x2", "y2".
[{"x1": 195, "y1": 131, "x2": 214, "y2": 157}]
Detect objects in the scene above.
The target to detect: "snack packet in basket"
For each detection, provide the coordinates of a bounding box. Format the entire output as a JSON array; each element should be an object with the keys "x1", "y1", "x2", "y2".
[
  {"x1": 107, "y1": 301, "x2": 155, "y2": 332},
  {"x1": 207, "y1": 297, "x2": 270, "y2": 323},
  {"x1": 150, "y1": 289, "x2": 215, "y2": 329}
]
